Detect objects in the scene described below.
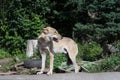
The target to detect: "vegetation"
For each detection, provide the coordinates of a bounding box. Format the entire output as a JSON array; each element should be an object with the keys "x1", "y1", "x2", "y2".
[
  {"x1": 0, "y1": 0, "x2": 120, "y2": 73},
  {"x1": 78, "y1": 42, "x2": 103, "y2": 61},
  {"x1": 82, "y1": 54, "x2": 120, "y2": 72},
  {"x1": 0, "y1": 0, "x2": 47, "y2": 54},
  {"x1": 0, "y1": 49, "x2": 11, "y2": 59}
]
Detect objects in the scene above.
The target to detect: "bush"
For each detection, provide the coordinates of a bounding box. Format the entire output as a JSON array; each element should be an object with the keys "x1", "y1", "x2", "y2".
[
  {"x1": 0, "y1": 14, "x2": 46, "y2": 55},
  {"x1": 0, "y1": 0, "x2": 49, "y2": 55},
  {"x1": 0, "y1": 49, "x2": 10, "y2": 59},
  {"x1": 112, "y1": 40, "x2": 120, "y2": 53},
  {"x1": 81, "y1": 54, "x2": 120, "y2": 72},
  {"x1": 78, "y1": 42, "x2": 103, "y2": 61},
  {"x1": 101, "y1": 54, "x2": 120, "y2": 71},
  {"x1": 72, "y1": 0, "x2": 120, "y2": 43},
  {"x1": 54, "y1": 54, "x2": 66, "y2": 68},
  {"x1": 46, "y1": 54, "x2": 66, "y2": 69}
]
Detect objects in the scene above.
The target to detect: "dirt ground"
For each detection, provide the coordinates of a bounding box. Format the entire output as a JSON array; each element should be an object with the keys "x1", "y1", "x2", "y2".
[{"x1": 0, "y1": 72, "x2": 120, "y2": 80}]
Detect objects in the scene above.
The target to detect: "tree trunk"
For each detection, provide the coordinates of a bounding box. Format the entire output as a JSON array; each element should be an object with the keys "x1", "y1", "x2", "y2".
[{"x1": 26, "y1": 39, "x2": 38, "y2": 57}]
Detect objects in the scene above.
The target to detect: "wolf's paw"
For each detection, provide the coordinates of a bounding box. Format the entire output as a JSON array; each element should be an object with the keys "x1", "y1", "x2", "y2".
[
  {"x1": 37, "y1": 71, "x2": 43, "y2": 75},
  {"x1": 47, "y1": 71, "x2": 53, "y2": 75},
  {"x1": 75, "y1": 66, "x2": 80, "y2": 73}
]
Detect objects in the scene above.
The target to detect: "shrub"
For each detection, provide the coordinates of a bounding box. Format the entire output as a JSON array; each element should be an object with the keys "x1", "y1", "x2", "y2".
[
  {"x1": 81, "y1": 54, "x2": 120, "y2": 72},
  {"x1": 101, "y1": 54, "x2": 120, "y2": 71},
  {"x1": 0, "y1": 49, "x2": 10, "y2": 59},
  {"x1": 46, "y1": 54, "x2": 66, "y2": 69},
  {"x1": 54, "y1": 54, "x2": 67, "y2": 69},
  {"x1": 0, "y1": 14, "x2": 46, "y2": 55},
  {"x1": 112, "y1": 40, "x2": 120, "y2": 53},
  {"x1": 0, "y1": 0, "x2": 49, "y2": 55},
  {"x1": 78, "y1": 42, "x2": 103, "y2": 61}
]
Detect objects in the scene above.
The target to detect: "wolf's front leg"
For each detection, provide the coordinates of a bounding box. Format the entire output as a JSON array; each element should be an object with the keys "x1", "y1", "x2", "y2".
[
  {"x1": 37, "y1": 52, "x2": 46, "y2": 75},
  {"x1": 47, "y1": 53, "x2": 54, "y2": 75}
]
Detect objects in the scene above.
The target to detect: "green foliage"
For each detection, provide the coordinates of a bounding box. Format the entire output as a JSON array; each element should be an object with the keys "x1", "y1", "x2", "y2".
[
  {"x1": 0, "y1": 49, "x2": 10, "y2": 59},
  {"x1": 64, "y1": 0, "x2": 120, "y2": 43},
  {"x1": 0, "y1": 14, "x2": 46, "y2": 54},
  {"x1": 17, "y1": 13, "x2": 46, "y2": 39},
  {"x1": 78, "y1": 42, "x2": 103, "y2": 61},
  {"x1": 41, "y1": 0, "x2": 120, "y2": 42},
  {"x1": 112, "y1": 40, "x2": 120, "y2": 52},
  {"x1": 46, "y1": 54, "x2": 66, "y2": 69},
  {"x1": 74, "y1": 22, "x2": 120, "y2": 44},
  {"x1": 54, "y1": 54, "x2": 66, "y2": 69},
  {"x1": 0, "y1": 0, "x2": 120, "y2": 73},
  {"x1": 82, "y1": 61, "x2": 101, "y2": 72},
  {"x1": 81, "y1": 54, "x2": 120, "y2": 72},
  {"x1": 100, "y1": 54, "x2": 120, "y2": 71},
  {"x1": 0, "y1": 0, "x2": 48, "y2": 54}
]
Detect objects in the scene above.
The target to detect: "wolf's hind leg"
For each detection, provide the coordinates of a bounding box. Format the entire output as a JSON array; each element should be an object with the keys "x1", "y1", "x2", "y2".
[{"x1": 68, "y1": 53, "x2": 79, "y2": 73}]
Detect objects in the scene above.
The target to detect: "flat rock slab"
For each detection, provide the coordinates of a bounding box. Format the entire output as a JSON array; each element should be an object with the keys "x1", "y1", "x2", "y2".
[{"x1": 0, "y1": 72, "x2": 120, "y2": 80}]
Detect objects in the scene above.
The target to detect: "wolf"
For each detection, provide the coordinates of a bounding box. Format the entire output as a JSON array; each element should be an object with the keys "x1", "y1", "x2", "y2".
[{"x1": 37, "y1": 26, "x2": 79, "y2": 75}]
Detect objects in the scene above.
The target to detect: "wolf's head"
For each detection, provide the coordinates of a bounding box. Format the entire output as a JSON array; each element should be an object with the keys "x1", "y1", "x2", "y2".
[{"x1": 41, "y1": 26, "x2": 62, "y2": 42}]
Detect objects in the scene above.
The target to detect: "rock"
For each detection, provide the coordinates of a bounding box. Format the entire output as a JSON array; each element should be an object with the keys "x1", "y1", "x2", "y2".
[
  {"x1": 0, "y1": 58, "x2": 12, "y2": 66},
  {"x1": 102, "y1": 44, "x2": 119, "y2": 57},
  {"x1": 14, "y1": 57, "x2": 20, "y2": 62}
]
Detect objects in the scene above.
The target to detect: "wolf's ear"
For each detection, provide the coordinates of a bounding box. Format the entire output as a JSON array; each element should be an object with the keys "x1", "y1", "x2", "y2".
[
  {"x1": 54, "y1": 30, "x2": 58, "y2": 34},
  {"x1": 42, "y1": 27, "x2": 49, "y2": 34}
]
